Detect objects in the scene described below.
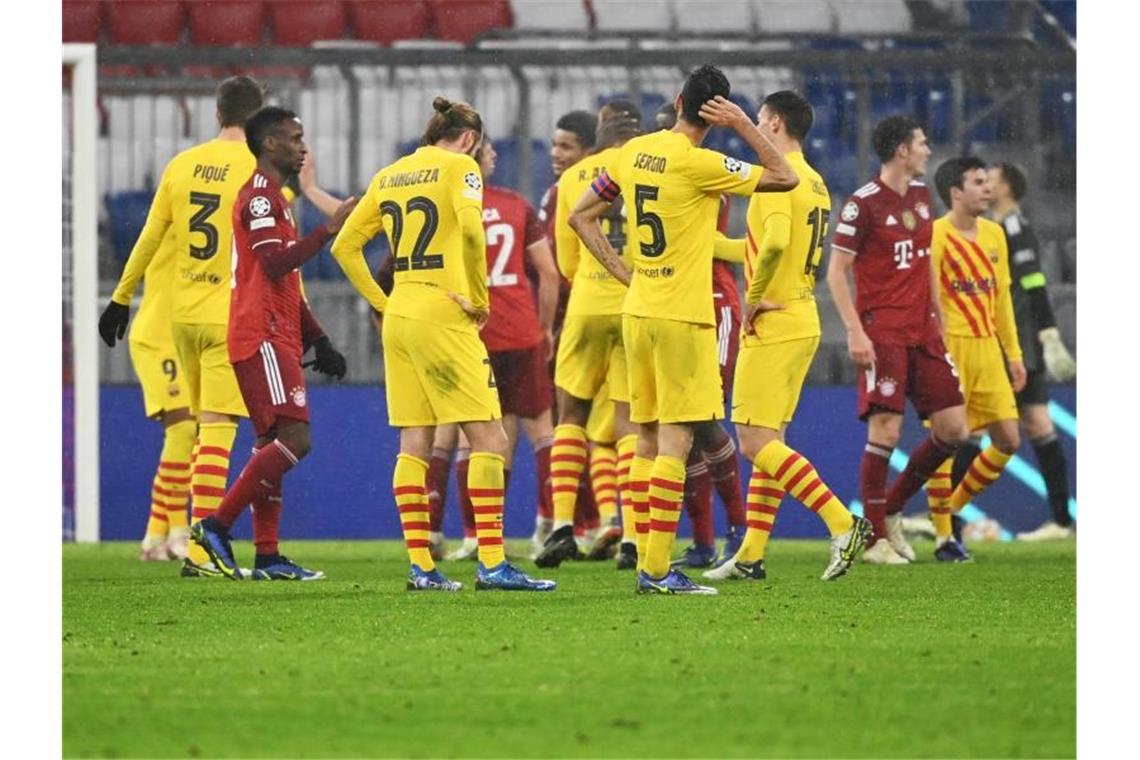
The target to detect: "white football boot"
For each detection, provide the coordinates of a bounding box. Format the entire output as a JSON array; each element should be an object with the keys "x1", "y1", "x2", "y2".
[
  {"x1": 862, "y1": 537, "x2": 910, "y2": 565},
  {"x1": 885, "y1": 513, "x2": 917, "y2": 561},
  {"x1": 1016, "y1": 521, "x2": 1076, "y2": 541}
]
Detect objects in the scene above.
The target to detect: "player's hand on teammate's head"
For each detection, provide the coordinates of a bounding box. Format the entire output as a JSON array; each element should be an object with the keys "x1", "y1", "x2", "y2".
[
  {"x1": 1008, "y1": 359, "x2": 1028, "y2": 393},
  {"x1": 448, "y1": 292, "x2": 489, "y2": 329},
  {"x1": 743, "y1": 299, "x2": 784, "y2": 336},
  {"x1": 307, "y1": 336, "x2": 347, "y2": 381},
  {"x1": 698, "y1": 95, "x2": 750, "y2": 130},
  {"x1": 98, "y1": 301, "x2": 130, "y2": 348},
  {"x1": 846, "y1": 328, "x2": 876, "y2": 369},
  {"x1": 328, "y1": 196, "x2": 359, "y2": 235},
  {"x1": 299, "y1": 152, "x2": 316, "y2": 191}
]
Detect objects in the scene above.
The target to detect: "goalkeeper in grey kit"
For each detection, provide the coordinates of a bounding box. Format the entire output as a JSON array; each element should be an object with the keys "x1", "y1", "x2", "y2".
[{"x1": 986, "y1": 163, "x2": 1076, "y2": 540}]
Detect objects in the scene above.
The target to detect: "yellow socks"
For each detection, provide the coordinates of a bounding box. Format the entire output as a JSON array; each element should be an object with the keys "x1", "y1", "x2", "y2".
[
  {"x1": 927, "y1": 457, "x2": 954, "y2": 539},
  {"x1": 756, "y1": 439, "x2": 853, "y2": 537},
  {"x1": 590, "y1": 444, "x2": 619, "y2": 524},
  {"x1": 629, "y1": 455, "x2": 653, "y2": 569},
  {"x1": 643, "y1": 455, "x2": 686, "y2": 579},
  {"x1": 146, "y1": 419, "x2": 195, "y2": 543},
  {"x1": 550, "y1": 424, "x2": 588, "y2": 530},
  {"x1": 737, "y1": 470, "x2": 783, "y2": 564},
  {"x1": 949, "y1": 445, "x2": 1013, "y2": 512},
  {"x1": 616, "y1": 434, "x2": 638, "y2": 544},
  {"x1": 394, "y1": 453, "x2": 434, "y2": 571},
  {"x1": 189, "y1": 421, "x2": 236, "y2": 566},
  {"x1": 468, "y1": 452, "x2": 506, "y2": 568}
]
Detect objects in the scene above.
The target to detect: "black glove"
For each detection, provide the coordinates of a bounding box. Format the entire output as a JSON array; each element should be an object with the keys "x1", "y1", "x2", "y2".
[
  {"x1": 307, "y1": 336, "x2": 347, "y2": 380},
  {"x1": 98, "y1": 301, "x2": 130, "y2": 347}
]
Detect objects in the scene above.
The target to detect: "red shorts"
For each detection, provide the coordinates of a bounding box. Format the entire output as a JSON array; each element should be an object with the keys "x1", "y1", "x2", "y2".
[
  {"x1": 490, "y1": 343, "x2": 553, "y2": 419},
  {"x1": 714, "y1": 296, "x2": 741, "y2": 400},
  {"x1": 232, "y1": 341, "x2": 310, "y2": 436},
  {"x1": 857, "y1": 337, "x2": 964, "y2": 421}
]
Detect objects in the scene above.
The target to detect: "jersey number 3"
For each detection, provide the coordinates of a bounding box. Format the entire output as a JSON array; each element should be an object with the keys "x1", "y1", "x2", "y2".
[{"x1": 188, "y1": 191, "x2": 221, "y2": 261}]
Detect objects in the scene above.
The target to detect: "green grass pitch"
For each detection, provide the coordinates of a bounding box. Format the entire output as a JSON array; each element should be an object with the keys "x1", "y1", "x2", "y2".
[{"x1": 63, "y1": 539, "x2": 1075, "y2": 759}]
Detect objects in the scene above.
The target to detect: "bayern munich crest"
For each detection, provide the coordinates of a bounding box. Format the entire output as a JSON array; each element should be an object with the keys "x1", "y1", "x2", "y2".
[
  {"x1": 915, "y1": 202, "x2": 930, "y2": 220},
  {"x1": 291, "y1": 386, "x2": 307, "y2": 407},
  {"x1": 877, "y1": 376, "x2": 898, "y2": 397},
  {"x1": 249, "y1": 196, "x2": 272, "y2": 217}
]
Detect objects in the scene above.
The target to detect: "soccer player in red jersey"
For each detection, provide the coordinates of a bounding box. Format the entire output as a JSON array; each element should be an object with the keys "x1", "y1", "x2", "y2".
[
  {"x1": 191, "y1": 107, "x2": 357, "y2": 580},
  {"x1": 826, "y1": 115, "x2": 970, "y2": 564}
]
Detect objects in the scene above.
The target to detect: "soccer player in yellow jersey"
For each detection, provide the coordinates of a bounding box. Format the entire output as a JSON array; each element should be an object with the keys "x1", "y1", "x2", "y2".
[
  {"x1": 923, "y1": 157, "x2": 1026, "y2": 561},
  {"x1": 537, "y1": 101, "x2": 643, "y2": 569},
  {"x1": 99, "y1": 76, "x2": 266, "y2": 577},
  {"x1": 570, "y1": 65, "x2": 798, "y2": 594},
  {"x1": 331, "y1": 97, "x2": 555, "y2": 592},
  {"x1": 700, "y1": 91, "x2": 871, "y2": 583}
]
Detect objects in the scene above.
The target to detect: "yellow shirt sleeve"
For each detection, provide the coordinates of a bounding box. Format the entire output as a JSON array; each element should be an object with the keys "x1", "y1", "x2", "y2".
[
  {"x1": 712, "y1": 233, "x2": 745, "y2": 264},
  {"x1": 992, "y1": 228, "x2": 1022, "y2": 362},
  {"x1": 449, "y1": 155, "x2": 488, "y2": 311},
  {"x1": 111, "y1": 165, "x2": 175, "y2": 305},
  {"x1": 330, "y1": 180, "x2": 389, "y2": 313},
  {"x1": 686, "y1": 148, "x2": 763, "y2": 197},
  {"x1": 554, "y1": 175, "x2": 582, "y2": 280}
]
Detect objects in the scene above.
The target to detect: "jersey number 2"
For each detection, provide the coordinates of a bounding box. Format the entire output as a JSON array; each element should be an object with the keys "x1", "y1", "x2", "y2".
[
  {"x1": 380, "y1": 196, "x2": 443, "y2": 271},
  {"x1": 188, "y1": 191, "x2": 221, "y2": 261},
  {"x1": 486, "y1": 222, "x2": 517, "y2": 287}
]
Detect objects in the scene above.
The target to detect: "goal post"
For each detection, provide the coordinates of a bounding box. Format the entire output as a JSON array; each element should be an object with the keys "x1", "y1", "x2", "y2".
[{"x1": 63, "y1": 43, "x2": 99, "y2": 542}]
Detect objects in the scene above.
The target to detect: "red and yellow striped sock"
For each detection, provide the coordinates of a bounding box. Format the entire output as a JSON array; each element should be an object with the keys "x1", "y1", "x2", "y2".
[
  {"x1": 927, "y1": 457, "x2": 954, "y2": 539},
  {"x1": 948, "y1": 445, "x2": 1012, "y2": 512},
  {"x1": 629, "y1": 454, "x2": 653, "y2": 570},
  {"x1": 757, "y1": 440, "x2": 854, "y2": 537},
  {"x1": 550, "y1": 424, "x2": 588, "y2": 530},
  {"x1": 393, "y1": 453, "x2": 434, "y2": 571},
  {"x1": 188, "y1": 421, "x2": 236, "y2": 566},
  {"x1": 737, "y1": 470, "x2": 784, "y2": 563},
  {"x1": 643, "y1": 455, "x2": 686, "y2": 579},
  {"x1": 590, "y1": 444, "x2": 619, "y2": 524},
  {"x1": 615, "y1": 434, "x2": 637, "y2": 543},
  {"x1": 161, "y1": 420, "x2": 195, "y2": 534},
  {"x1": 469, "y1": 452, "x2": 506, "y2": 568}
]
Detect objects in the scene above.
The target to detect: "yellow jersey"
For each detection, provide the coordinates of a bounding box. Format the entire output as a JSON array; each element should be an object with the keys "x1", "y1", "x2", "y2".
[
  {"x1": 743, "y1": 152, "x2": 830, "y2": 343},
  {"x1": 333, "y1": 145, "x2": 485, "y2": 333},
  {"x1": 931, "y1": 214, "x2": 1021, "y2": 360},
  {"x1": 555, "y1": 146, "x2": 632, "y2": 317},
  {"x1": 608, "y1": 130, "x2": 761, "y2": 326},
  {"x1": 127, "y1": 227, "x2": 177, "y2": 346},
  {"x1": 112, "y1": 138, "x2": 256, "y2": 326}
]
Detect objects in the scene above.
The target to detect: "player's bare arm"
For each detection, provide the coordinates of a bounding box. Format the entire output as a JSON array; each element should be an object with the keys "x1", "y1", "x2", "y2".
[
  {"x1": 697, "y1": 96, "x2": 798, "y2": 192},
  {"x1": 825, "y1": 245, "x2": 875, "y2": 368},
  {"x1": 568, "y1": 186, "x2": 632, "y2": 287},
  {"x1": 298, "y1": 153, "x2": 345, "y2": 218},
  {"x1": 525, "y1": 236, "x2": 560, "y2": 356}
]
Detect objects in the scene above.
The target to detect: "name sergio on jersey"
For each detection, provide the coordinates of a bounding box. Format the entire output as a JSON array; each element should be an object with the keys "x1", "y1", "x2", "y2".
[
  {"x1": 192, "y1": 163, "x2": 233, "y2": 184},
  {"x1": 378, "y1": 168, "x2": 441, "y2": 189},
  {"x1": 633, "y1": 153, "x2": 667, "y2": 173}
]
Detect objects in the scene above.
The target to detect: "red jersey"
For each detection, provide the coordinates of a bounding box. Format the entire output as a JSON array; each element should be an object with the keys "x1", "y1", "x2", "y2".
[
  {"x1": 481, "y1": 185, "x2": 546, "y2": 352},
  {"x1": 537, "y1": 180, "x2": 571, "y2": 335},
  {"x1": 229, "y1": 171, "x2": 313, "y2": 362},
  {"x1": 831, "y1": 178, "x2": 937, "y2": 345},
  {"x1": 712, "y1": 194, "x2": 740, "y2": 310}
]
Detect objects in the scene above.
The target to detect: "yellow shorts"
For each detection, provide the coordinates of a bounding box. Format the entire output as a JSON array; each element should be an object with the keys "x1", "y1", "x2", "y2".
[
  {"x1": 383, "y1": 313, "x2": 502, "y2": 427},
  {"x1": 624, "y1": 315, "x2": 723, "y2": 425},
  {"x1": 555, "y1": 314, "x2": 629, "y2": 403},
  {"x1": 731, "y1": 335, "x2": 820, "y2": 429},
  {"x1": 946, "y1": 334, "x2": 1019, "y2": 431},
  {"x1": 586, "y1": 382, "x2": 616, "y2": 445},
  {"x1": 128, "y1": 338, "x2": 189, "y2": 419},
  {"x1": 171, "y1": 322, "x2": 247, "y2": 418}
]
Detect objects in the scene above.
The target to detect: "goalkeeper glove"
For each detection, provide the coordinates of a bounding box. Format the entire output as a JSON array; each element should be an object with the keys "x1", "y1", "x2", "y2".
[
  {"x1": 98, "y1": 301, "x2": 130, "y2": 347},
  {"x1": 306, "y1": 336, "x2": 347, "y2": 380},
  {"x1": 1039, "y1": 327, "x2": 1076, "y2": 382}
]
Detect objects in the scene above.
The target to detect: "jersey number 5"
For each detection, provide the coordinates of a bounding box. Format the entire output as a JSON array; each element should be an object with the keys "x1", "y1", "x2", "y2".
[
  {"x1": 381, "y1": 196, "x2": 443, "y2": 271},
  {"x1": 634, "y1": 185, "x2": 666, "y2": 258},
  {"x1": 805, "y1": 206, "x2": 831, "y2": 276},
  {"x1": 188, "y1": 192, "x2": 221, "y2": 261}
]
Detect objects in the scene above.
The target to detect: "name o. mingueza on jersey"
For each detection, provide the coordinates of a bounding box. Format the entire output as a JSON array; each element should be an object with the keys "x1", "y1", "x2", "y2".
[
  {"x1": 192, "y1": 162, "x2": 232, "y2": 184},
  {"x1": 379, "y1": 167, "x2": 441, "y2": 189}
]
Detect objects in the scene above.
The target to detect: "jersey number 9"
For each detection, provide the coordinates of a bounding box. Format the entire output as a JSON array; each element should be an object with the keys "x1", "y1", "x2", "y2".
[{"x1": 381, "y1": 196, "x2": 443, "y2": 272}]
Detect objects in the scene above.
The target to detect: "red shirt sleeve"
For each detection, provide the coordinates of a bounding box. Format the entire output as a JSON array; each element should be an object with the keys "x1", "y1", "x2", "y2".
[
  {"x1": 299, "y1": 296, "x2": 326, "y2": 350},
  {"x1": 524, "y1": 201, "x2": 544, "y2": 248},
  {"x1": 831, "y1": 194, "x2": 869, "y2": 255}
]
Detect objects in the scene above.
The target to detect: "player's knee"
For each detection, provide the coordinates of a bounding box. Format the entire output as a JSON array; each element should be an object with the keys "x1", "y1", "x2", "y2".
[
  {"x1": 936, "y1": 420, "x2": 970, "y2": 448},
  {"x1": 279, "y1": 424, "x2": 312, "y2": 460},
  {"x1": 992, "y1": 426, "x2": 1021, "y2": 454}
]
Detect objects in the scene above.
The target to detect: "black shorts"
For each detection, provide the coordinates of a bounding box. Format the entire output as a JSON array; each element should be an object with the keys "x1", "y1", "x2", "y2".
[{"x1": 1016, "y1": 368, "x2": 1050, "y2": 407}]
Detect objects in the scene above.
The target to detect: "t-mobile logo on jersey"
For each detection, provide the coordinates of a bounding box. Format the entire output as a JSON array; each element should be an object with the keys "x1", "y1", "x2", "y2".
[{"x1": 892, "y1": 240, "x2": 929, "y2": 270}]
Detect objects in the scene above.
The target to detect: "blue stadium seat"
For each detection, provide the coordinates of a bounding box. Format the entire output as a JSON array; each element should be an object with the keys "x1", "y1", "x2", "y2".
[
  {"x1": 919, "y1": 75, "x2": 951, "y2": 143},
  {"x1": 105, "y1": 190, "x2": 154, "y2": 262},
  {"x1": 806, "y1": 138, "x2": 859, "y2": 197},
  {"x1": 1039, "y1": 0, "x2": 1076, "y2": 38},
  {"x1": 804, "y1": 74, "x2": 844, "y2": 143},
  {"x1": 964, "y1": 91, "x2": 997, "y2": 143},
  {"x1": 487, "y1": 138, "x2": 554, "y2": 207},
  {"x1": 965, "y1": 0, "x2": 1010, "y2": 33}
]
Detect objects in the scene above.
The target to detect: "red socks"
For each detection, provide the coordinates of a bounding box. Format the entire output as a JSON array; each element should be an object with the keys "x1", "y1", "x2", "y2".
[
  {"x1": 683, "y1": 454, "x2": 715, "y2": 547},
  {"x1": 214, "y1": 439, "x2": 299, "y2": 530},
  {"x1": 702, "y1": 436, "x2": 746, "y2": 528},
  {"x1": 885, "y1": 434, "x2": 956, "y2": 515},
  {"x1": 535, "y1": 439, "x2": 553, "y2": 521},
  {"x1": 457, "y1": 454, "x2": 475, "y2": 539},
  {"x1": 860, "y1": 442, "x2": 892, "y2": 542}
]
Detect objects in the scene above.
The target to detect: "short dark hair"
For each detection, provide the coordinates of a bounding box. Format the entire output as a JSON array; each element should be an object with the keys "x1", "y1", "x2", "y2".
[
  {"x1": 599, "y1": 99, "x2": 641, "y2": 123},
  {"x1": 761, "y1": 90, "x2": 814, "y2": 142},
  {"x1": 245, "y1": 106, "x2": 297, "y2": 158},
  {"x1": 555, "y1": 110, "x2": 597, "y2": 150},
  {"x1": 655, "y1": 102, "x2": 677, "y2": 130},
  {"x1": 934, "y1": 156, "x2": 988, "y2": 208},
  {"x1": 680, "y1": 64, "x2": 731, "y2": 128},
  {"x1": 997, "y1": 162, "x2": 1028, "y2": 201},
  {"x1": 596, "y1": 99, "x2": 643, "y2": 148},
  {"x1": 872, "y1": 115, "x2": 923, "y2": 163},
  {"x1": 216, "y1": 76, "x2": 264, "y2": 128}
]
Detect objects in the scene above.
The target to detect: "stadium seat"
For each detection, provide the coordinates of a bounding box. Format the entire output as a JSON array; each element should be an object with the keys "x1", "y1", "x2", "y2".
[
  {"x1": 965, "y1": 0, "x2": 1010, "y2": 33},
  {"x1": 921, "y1": 76, "x2": 951, "y2": 143},
  {"x1": 753, "y1": 1, "x2": 834, "y2": 34},
  {"x1": 267, "y1": 0, "x2": 348, "y2": 45},
  {"x1": 105, "y1": 0, "x2": 186, "y2": 45},
  {"x1": 1039, "y1": 0, "x2": 1076, "y2": 38},
  {"x1": 591, "y1": 0, "x2": 674, "y2": 33},
  {"x1": 964, "y1": 91, "x2": 997, "y2": 143},
  {"x1": 509, "y1": 0, "x2": 589, "y2": 31},
  {"x1": 105, "y1": 190, "x2": 154, "y2": 262},
  {"x1": 430, "y1": 0, "x2": 513, "y2": 45},
  {"x1": 671, "y1": 0, "x2": 754, "y2": 34},
  {"x1": 188, "y1": 1, "x2": 266, "y2": 46},
  {"x1": 348, "y1": 1, "x2": 431, "y2": 44},
  {"x1": 63, "y1": 0, "x2": 103, "y2": 43},
  {"x1": 832, "y1": 0, "x2": 912, "y2": 35}
]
